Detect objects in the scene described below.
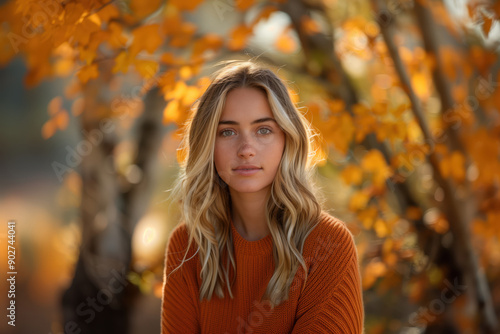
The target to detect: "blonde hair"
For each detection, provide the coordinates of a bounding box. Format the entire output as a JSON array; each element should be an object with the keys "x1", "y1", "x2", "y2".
[{"x1": 166, "y1": 60, "x2": 325, "y2": 309}]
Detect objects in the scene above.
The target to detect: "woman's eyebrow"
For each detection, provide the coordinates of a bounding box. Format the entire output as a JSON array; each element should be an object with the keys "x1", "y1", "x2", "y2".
[{"x1": 218, "y1": 117, "x2": 277, "y2": 125}]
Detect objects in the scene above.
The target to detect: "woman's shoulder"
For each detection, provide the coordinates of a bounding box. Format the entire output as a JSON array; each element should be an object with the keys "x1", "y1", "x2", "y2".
[
  {"x1": 303, "y1": 210, "x2": 358, "y2": 262},
  {"x1": 165, "y1": 221, "x2": 199, "y2": 263}
]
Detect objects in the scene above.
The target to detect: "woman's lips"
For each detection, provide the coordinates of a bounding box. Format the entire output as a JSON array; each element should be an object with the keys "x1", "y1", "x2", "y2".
[{"x1": 233, "y1": 168, "x2": 262, "y2": 176}]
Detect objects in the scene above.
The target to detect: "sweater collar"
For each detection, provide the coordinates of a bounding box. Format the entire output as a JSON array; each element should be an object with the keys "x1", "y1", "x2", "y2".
[{"x1": 230, "y1": 219, "x2": 273, "y2": 256}]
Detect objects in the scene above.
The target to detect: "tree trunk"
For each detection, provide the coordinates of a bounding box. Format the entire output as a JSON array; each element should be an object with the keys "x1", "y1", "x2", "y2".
[{"x1": 61, "y1": 59, "x2": 166, "y2": 333}]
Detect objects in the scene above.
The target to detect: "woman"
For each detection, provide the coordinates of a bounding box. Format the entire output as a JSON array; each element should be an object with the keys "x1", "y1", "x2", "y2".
[{"x1": 161, "y1": 61, "x2": 364, "y2": 333}]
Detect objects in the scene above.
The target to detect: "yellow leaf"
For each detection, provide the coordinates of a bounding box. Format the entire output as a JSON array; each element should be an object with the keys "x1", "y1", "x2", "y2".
[
  {"x1": 165, "y1": 81, "x2": 187, "y2": 101},
  {"x1": 134, "y1": 59, "x2": 158, "y2": 79},
  {"x1": 341, "y1": 164, "x2": 363, "y2": 186},
  {"x1": 412, "y1": 72, "x2": 431, "y2": 101},
  {"x1": 130, "y1": 24, "x2": 163, "y2": 56},
  {"x1": 163, "y1": 100, "x2": 180, "y2": 124},
  {"x1": 54, "y1": 58, "x2": 74, "y2": 77},
  {"x1": 179, "y1": 66, "x2": 192, "y2": 80},
  {"x1": 374, "y1": 218, "x2": 389, "y2": 238},
  {"x1": 130, "y1": 0, "x2": 162, "y2": 19},
  {"x1": 349, "y1": 190, "x2": 370, "y2": 211},
  {"x1": 357, "y1": 206, "x2": 378, "y2": 229},
  {"x1": 77, "y1": 63, "x2": 99, "y2": 84},
  {"x1": 361, "y1": 150, "x2": 389, "y2": 174},
  {"x1": 326, "y1": 113, "x2": 354, "y2": 154},
  {"x1": 182, "y1": 86, "x2": 200, "y2": 107},
  {"x1": 112, "y1": 51, "x2": 133, "y2": 74}
]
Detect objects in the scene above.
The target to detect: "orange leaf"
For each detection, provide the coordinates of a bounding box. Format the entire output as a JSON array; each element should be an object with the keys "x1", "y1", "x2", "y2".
[
  {"x1": 275, "y1": 29, "x2": 297, "y2": 53},
  {"x1": 162, "y1": 5, "x2": 182, "y2": 35},
  {"x1": 163, "y1": 100, "x2": 181, "y2": 124},
  {"x1": 482, "y1": 14, "x2": 493, "y2": 37},
  {"x1": 170, "y1": 0, "x2": 204, "y2": 11},
  {"x1": 236, "y1": 0, "x2": 255, "y2": 11},
  {"x1": 55, "y1": 110, "x2": 69, "y2": 130},
  {"x1": 169, "y1": 22, "x2": 196, "y2": 47},
  {"x1": 165, "y1": 81, "x2": 187, "y2": 101},
  {"x1": 412, "y1": 72, "x2": 431, "y2": 101},
  {"x1": 130, "y1": 0, "x2": 162, "y2": 19},
  {"x1": 48, "y1": 97, "x2": 63, "y2": 116},
  {"x1": 134, "y1": 59, "x2": 159, "y2": 79},
  {"x1": 250, "y1": 5, "x2": 278, "y2": 26},
  {"x1": 182, "y1": 86, "x2": 200, "y2": 107},
  {"x1": 374, "y1": 218, "x2": 389, "y2": 238},
  {"x1": 97, "y1": 3, "x2": 120, "y2": 23},
  {"x1": 130, "y1": 24, "x2": 163, "y2": 56},
  {"x1": 107, "y1": 22, "x2": 128, "y2": 49},
  {"x1": 77, "y1": 63, "x2": 99, "y2": 84},
  {"x1": 228, "y1": 24, "x2": 253, "y2": 51},
  {"x1": 357, "y1": 206, "x2": 378, "y2": 229},
  {"x1": 42, "y1": 120, "x2": 56, "y2": 139},
  {"x1": 341, "y1": 164, "x2": 363, "y2": 186},
  {"x1": 361, "y1": 150, "x2": 390, "y2": 175},
  {"x1": 362, "y1": 259, "x2": 387, "y2": 290},
  {"x1": 301, "y1": 16, "x2": 321, "y2": 35},
  {"x1": 192, "y1": 34, "x2": 224, "y2": 59},
  {"x1": 112, "y1": 51, "x2": 133, "y2": 74},
  {"x1": 349, "y1": 190, "x2": 370, "y2": 211},
  {"x1": 71, "y1": 98, "x2": 84, "y2": 116},
  {"x1": 160, "y1": 52, "x2": 179, "y2": 65}
]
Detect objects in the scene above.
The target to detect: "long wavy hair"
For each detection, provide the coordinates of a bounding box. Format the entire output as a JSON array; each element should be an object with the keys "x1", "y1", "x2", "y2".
[{"x1": 166, "y1": 60, "x2": 326, "y2": 309}]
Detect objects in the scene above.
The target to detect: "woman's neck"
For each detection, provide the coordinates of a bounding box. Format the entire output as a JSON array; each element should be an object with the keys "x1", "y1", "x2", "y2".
[{"x1": 230, "y1": 190, "x2": 271, "y2": 241}]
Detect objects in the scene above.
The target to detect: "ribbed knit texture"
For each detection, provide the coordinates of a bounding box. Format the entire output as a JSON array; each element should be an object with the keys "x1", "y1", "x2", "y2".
[{"x1": 161, "y1": 211, "x2": 364, "y2": 333}]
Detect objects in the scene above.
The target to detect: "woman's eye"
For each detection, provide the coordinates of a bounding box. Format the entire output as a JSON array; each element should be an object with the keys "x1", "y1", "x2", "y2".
[
  {"x1": 220, "y1": 129, "x2": 234, "y2": 137},
  {"x1": 258, "y1": 128, "x2": 272, "y2": 135}
]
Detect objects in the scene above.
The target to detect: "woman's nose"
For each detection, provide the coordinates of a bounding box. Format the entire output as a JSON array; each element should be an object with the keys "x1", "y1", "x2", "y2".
[{"x1": 237, "y1": 135, "x2": 256, "y2": 158}]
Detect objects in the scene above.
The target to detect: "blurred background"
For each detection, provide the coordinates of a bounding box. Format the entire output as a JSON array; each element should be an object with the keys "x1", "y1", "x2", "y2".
[{"x1": 0, "y1": 0, "x2": 499, "y2": 333}]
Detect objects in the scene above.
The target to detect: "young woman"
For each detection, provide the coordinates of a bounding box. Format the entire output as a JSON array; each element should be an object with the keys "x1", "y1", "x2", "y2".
[{"x1": 161, "y1": 61, "x2": 364, "y2": 333}]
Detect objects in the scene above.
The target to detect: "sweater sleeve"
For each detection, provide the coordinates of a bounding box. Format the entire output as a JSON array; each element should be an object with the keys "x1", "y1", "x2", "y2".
[
  {"x1": 161, "y1": 224, "x2": 201, "y2": 334},
  {"x1": 291, "y1": 220, "x2": 364, "y2": 334}
]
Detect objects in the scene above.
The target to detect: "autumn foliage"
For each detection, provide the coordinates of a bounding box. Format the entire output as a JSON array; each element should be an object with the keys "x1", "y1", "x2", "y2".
[{"x1": 1, "y1": 0, "x2": 499, "y2": 332}]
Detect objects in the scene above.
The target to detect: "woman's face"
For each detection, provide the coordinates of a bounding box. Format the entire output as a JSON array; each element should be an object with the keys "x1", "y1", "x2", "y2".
[{"x1": 214, "y1": 87, "x2": 285, "y2": 196}]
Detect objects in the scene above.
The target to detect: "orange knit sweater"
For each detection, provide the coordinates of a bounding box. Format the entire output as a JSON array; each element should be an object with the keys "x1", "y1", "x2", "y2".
[{"x1": 161, "y1": 211, "x2": 364, "y2": 333}]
